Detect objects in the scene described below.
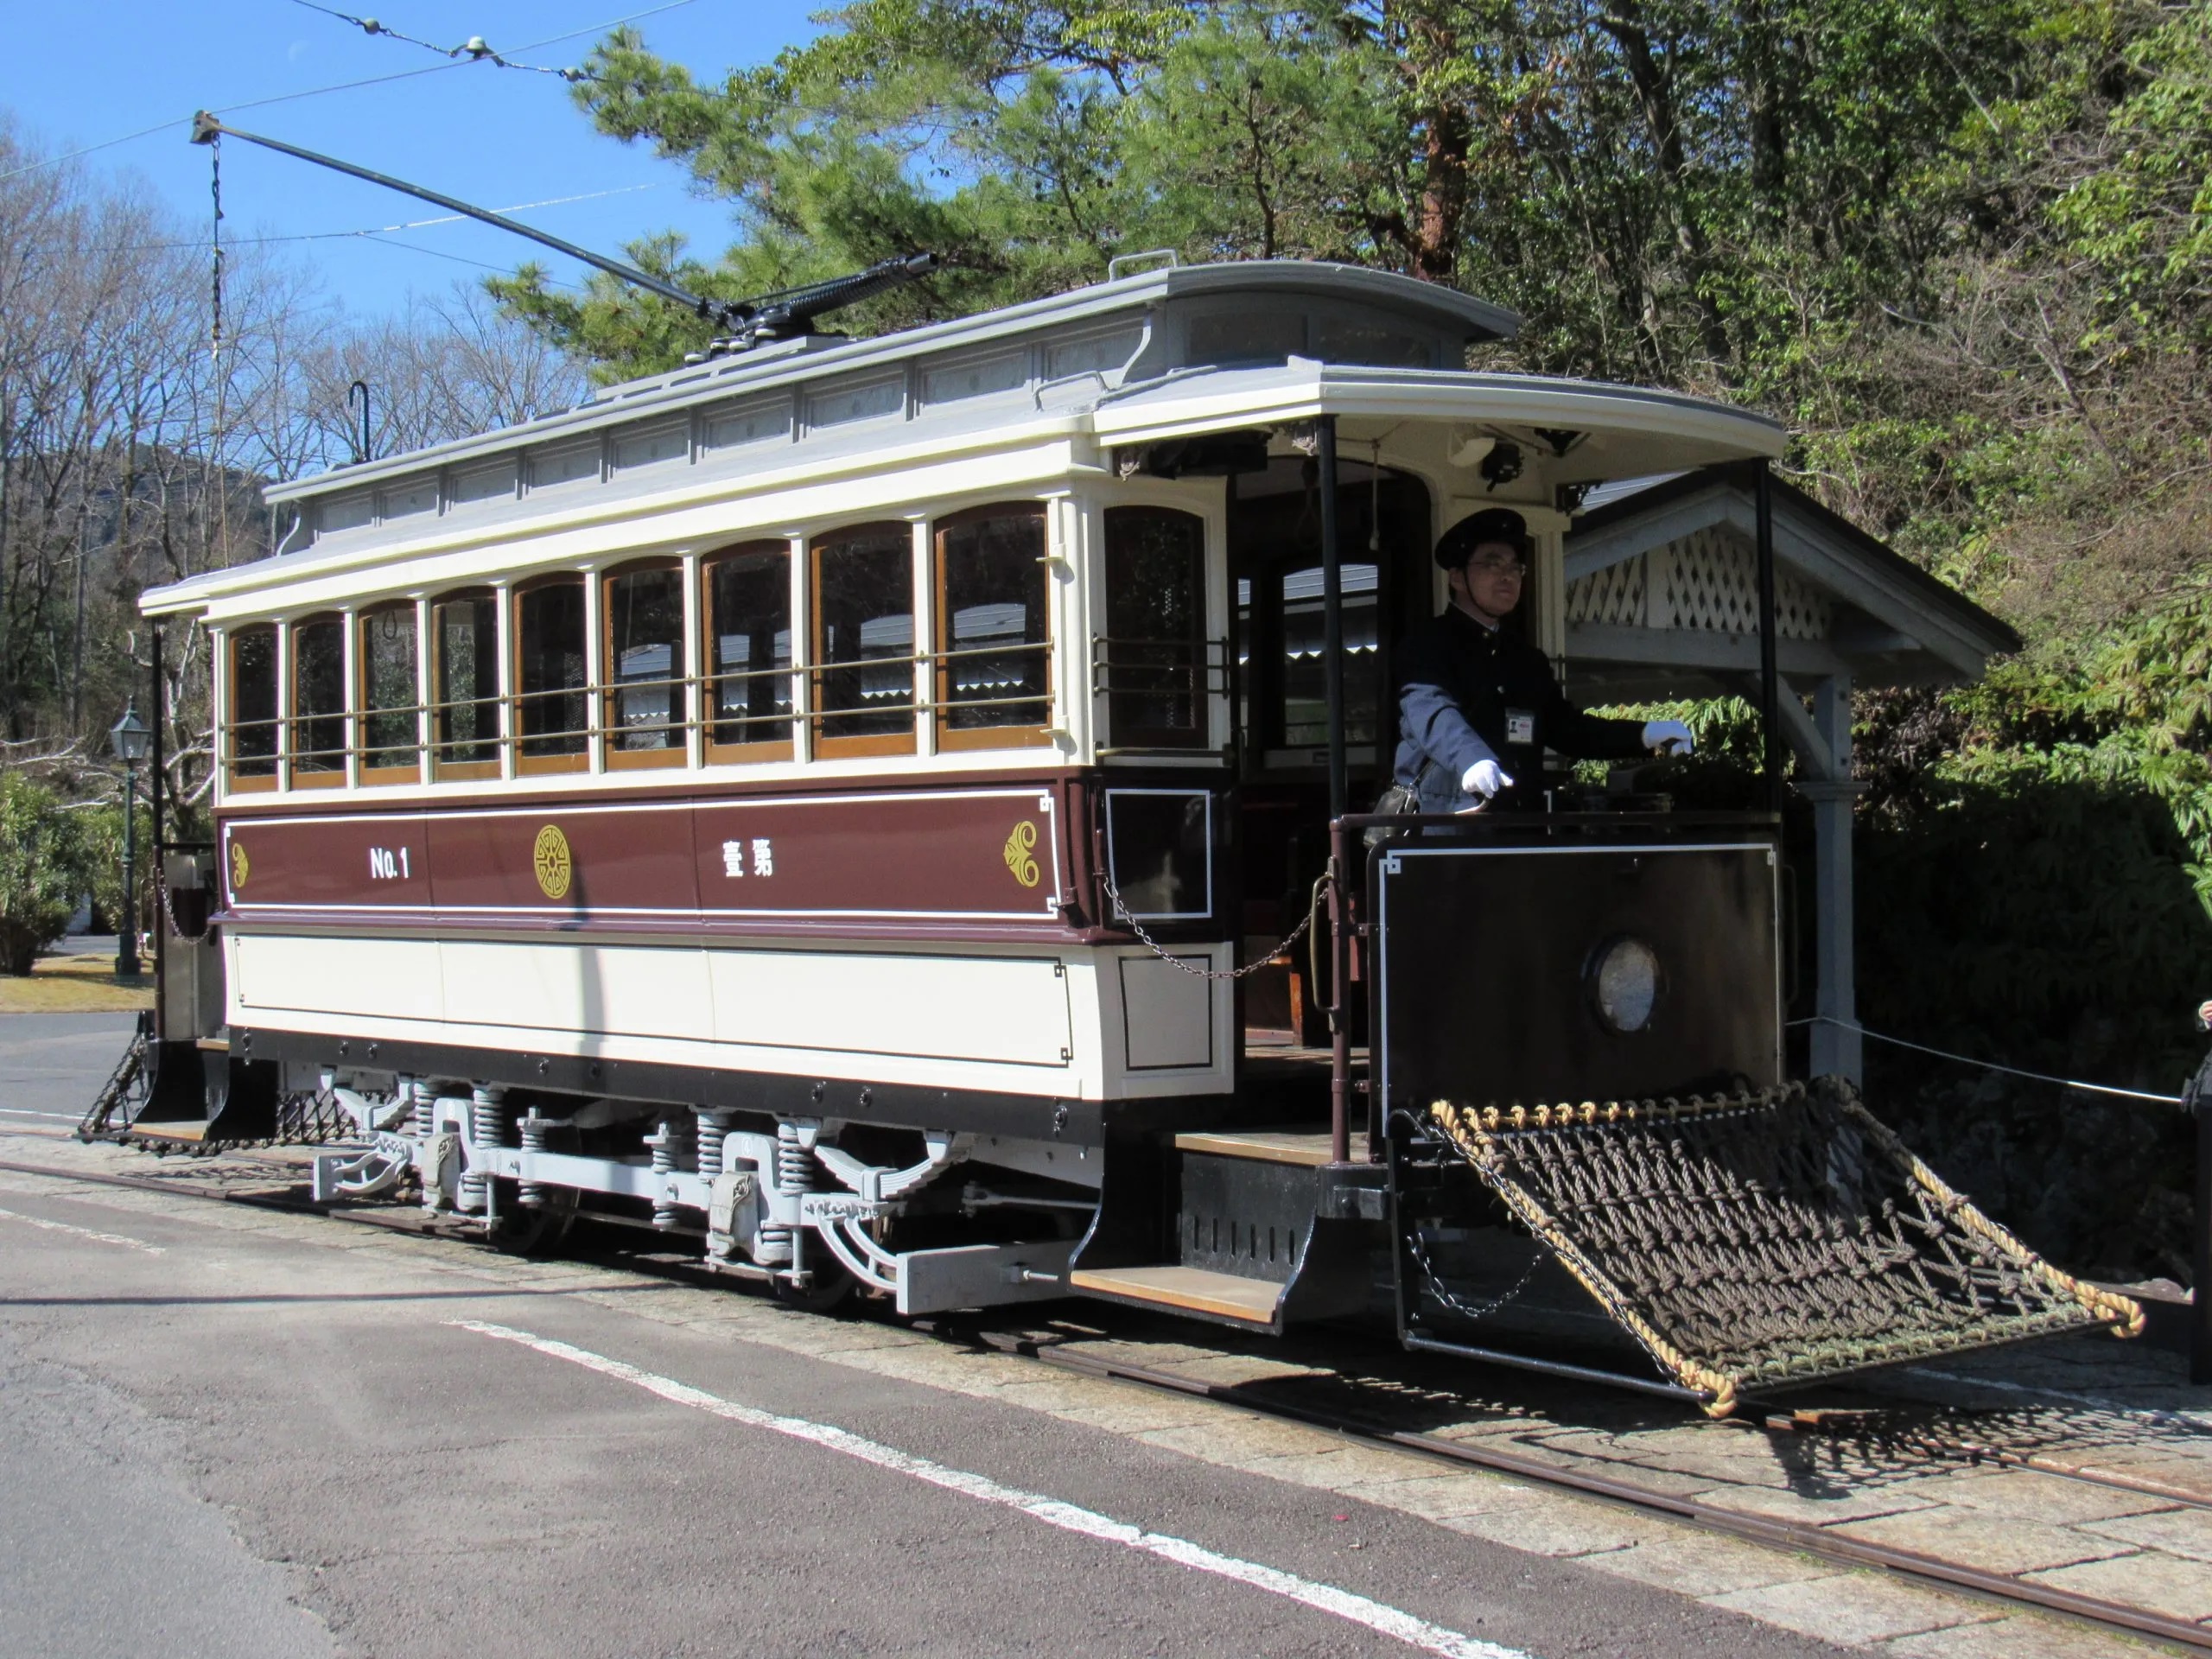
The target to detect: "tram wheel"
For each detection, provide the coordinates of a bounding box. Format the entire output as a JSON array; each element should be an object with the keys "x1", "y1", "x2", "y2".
[
  {"x1": 488, "y1": 1185, "x2": 578, "y2": 1257},
  {"x1": 770, "y1": 1258, "x2": 855, "y2": 1313}
]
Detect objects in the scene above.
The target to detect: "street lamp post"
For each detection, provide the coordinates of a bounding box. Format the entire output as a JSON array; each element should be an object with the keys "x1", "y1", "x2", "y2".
[{"x1": 110, "y1": 704, "x2": 150, "y2": 981}]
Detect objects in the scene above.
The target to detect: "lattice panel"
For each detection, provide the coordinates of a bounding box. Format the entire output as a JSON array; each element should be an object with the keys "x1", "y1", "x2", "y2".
[
  {"x1": 1564, "y1": 554, "x2": 1647, "y2": 627},
  {"x1": 1656, "y1": 527, "x2": 1831, "y2": 640}
]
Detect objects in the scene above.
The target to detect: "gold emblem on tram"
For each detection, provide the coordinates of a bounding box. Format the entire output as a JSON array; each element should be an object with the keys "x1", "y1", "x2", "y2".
[
  {"x1": 532, "y1": 824, "x2": 573, "y2": 899},
  {"x1": 229, "y1": 841, "x2": 250, "y2": 892},
  {"x1": 1002, "y1": 819, "x2": 1039, "y2": 888}
]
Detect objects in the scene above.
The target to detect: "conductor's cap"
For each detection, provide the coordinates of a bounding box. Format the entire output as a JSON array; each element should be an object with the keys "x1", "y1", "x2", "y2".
[{"x1": 1435, "y1": 508, "x2": 1531, "y2": 569}]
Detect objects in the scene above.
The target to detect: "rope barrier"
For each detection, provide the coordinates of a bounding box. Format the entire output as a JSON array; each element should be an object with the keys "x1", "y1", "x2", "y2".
[{"x1": 1789, "y1": 1015, "x2": 2184, "y2": 1105}]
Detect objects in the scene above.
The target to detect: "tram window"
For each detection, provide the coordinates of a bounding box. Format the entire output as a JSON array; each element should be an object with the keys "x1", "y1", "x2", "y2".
[
  {"x1": 514, "y1": 578, "x2": 588, "y2": 771},
  {"x1": 226, "y1": 624, "x2": 279, "y2": 790},
  {"x1": 289, "y1": 613, "x2": 346, "y2": 786},
  {"x1": 432, "y1": 590, "x2": 499, "y2": 778},
  {"x1": 810, "y1": 524, "x2": 917, "y2": 758},
  {"x1": 704, "y1": 543, "x2": 793, "y2": 760},
  {"x1": 1279, "y1": 562, "x2": 1381, "y2": 747},
  {"x1": 603, "y1": 563, "x2": 685, "y2": 768},
  {"x1": 358, "y1": 604, "x2": 420, "y2": 783},
  {"x1": 935, "y1": 504, "x2": 1049, "y2": 749},
  {"x1": 1102, "y1": 506, "x2": 1208, "y2": 748},
  {"x1": 1105, "y1": 789, "x2": 1213, "y2": 919}
]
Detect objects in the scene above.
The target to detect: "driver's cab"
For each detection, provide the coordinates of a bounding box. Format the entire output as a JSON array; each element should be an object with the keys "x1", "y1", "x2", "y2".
[{"x1": 1226, "y1": 451, "x2": 1434, "y2": 1051}]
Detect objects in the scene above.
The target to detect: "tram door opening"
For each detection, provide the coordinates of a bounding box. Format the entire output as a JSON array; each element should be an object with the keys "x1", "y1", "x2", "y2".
[{"x1": 1227, "y1": 458, "x2": 1432, "y2": 1053}]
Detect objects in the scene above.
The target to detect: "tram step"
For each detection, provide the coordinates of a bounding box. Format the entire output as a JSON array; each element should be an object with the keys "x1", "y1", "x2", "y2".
[
  {"x1": 125, "y1": 1118, "x2": 212, "y2": 1143},
  {"x1": 1067, "y1": 1266, "x2": 1284, "y2": 1325},
  {"x1": 1171, "y1": 1129, "x2": 1334, "y2": 1166}
]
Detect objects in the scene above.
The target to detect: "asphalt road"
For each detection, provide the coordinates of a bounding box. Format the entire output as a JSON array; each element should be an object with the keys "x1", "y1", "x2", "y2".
[
  {"x1": 0, "y1": 1017, "x2": 1866, "y2": 1659},
  {"x1": 0, "y1": 1011, "x2": 137, "y2": 1137}
]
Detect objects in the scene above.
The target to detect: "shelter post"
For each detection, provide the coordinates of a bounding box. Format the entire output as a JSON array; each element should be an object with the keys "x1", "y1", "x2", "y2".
[
  {"x1": 1802, "y1": 675, "x2": 1862, "y2": 1083},
  {"x1": 1752, "y1": 460, "x2": 1783, "y2": 813}
]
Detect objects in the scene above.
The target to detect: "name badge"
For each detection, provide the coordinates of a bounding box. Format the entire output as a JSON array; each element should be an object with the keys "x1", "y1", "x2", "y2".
[{"x1": 1505, "y1": 708, "x2": 1536, "y2": 746}]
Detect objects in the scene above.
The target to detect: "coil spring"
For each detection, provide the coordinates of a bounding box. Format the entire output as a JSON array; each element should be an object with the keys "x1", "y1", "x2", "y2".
[
  {"x1": 696, "y1": 1109, "x2": 734, "y2": 1180},
  {"x1": 646, "y1": 1114, "x2": 693, "y2": 1230},
  {"x1": 757, "y1": 1119, "x2": 814, "y2": 1270},
  {"x1": 411, "y1": 1079, "x2": 435, "y2": 1141},
  {"x1": 517, "y1": 1111, "x2": 550, "y2": 1209},
  {"x1": 458, "y1": 1086, "x2": 506, "y2": 1212}
]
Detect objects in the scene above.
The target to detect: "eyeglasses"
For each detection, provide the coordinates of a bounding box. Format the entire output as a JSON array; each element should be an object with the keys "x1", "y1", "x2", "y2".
[{"x1": 1468, "y1": 556, "x2": 1527, "y2": 577}]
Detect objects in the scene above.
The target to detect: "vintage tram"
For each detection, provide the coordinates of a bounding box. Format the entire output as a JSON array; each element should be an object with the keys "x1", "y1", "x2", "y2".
[{"x1": 130, "y1": 257, "x2": 2137, "y2": 1413}]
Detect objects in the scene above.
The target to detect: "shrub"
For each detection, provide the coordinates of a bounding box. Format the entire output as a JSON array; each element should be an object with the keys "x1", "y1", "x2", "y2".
[{"x1": 0, "y1": 771, "x2": 93, "y2": 976}]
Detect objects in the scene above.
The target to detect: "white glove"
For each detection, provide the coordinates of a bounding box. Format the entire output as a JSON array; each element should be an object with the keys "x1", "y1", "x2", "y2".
[
  {"x1": 1643, "y1": 718, "x2": 1694, "y2": 756},
  {"x1": 1461, "y1": 758, "x2": 1514, "y2": 799}
]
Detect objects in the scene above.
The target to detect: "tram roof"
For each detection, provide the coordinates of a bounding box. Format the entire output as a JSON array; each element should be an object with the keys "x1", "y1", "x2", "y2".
[{"x1": 264, "y1": 258, "x2": 1521, "y2": 509}]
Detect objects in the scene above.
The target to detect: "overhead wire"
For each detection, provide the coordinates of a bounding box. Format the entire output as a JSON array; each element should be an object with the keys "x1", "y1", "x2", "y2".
[
  {"x1": 108, "y1": 183, "x2": 660, "y2": 254},
  {"x1": 0, "y1": 0, "x2": 705, "y2": 184},
  {"x1": 283, "y1": 0, "x2": 597, "y2": 81}
]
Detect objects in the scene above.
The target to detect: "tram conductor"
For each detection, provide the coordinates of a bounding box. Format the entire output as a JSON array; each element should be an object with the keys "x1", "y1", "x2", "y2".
[{"x1": 1392, "y1": 508, "x2": 1694, "y2": 812}]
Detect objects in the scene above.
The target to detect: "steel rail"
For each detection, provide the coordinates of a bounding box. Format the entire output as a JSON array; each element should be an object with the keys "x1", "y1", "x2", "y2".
[
  {"x1": 969, "y1": 1327, "x2": 2212, "y2": 1654},
  {"x1": 4, "y1": 1149, "x2": 2209, "y2": 1649}
]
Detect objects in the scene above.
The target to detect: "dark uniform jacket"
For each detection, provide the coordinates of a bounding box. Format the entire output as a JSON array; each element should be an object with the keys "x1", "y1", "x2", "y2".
[{"x1": 1392, "y1": 604, "x2": 1648, "y2": 810}]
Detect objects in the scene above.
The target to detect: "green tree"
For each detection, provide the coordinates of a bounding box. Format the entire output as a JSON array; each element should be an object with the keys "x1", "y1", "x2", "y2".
[{"x1": 0, "y1": 771, "x2": 92, "y2": 976}]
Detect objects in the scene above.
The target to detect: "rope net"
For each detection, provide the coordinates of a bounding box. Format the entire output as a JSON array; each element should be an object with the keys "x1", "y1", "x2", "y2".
[{"x1": 1429, "y1": 1078, "x2": 2144, "y2": 1416}]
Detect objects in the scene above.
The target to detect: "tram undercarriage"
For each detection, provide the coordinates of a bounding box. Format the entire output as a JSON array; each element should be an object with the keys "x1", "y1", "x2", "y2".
[{"x1": 108, "y1": 809, "x2": 2143, "y2": 1418}]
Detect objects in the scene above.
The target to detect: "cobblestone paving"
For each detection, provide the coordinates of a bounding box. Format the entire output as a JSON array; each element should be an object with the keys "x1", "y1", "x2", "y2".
[{"x1": 8, "y1": 1130, "x2": 2205, "y2": 1658}]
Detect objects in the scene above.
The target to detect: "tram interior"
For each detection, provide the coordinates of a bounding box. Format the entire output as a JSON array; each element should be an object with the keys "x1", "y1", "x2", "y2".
[{"x1": 1225, "y1": 454, "x2": 1433, "y2": 1071}]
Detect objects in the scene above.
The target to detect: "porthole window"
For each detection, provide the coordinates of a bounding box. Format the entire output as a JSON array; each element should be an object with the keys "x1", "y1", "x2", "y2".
[
  {"x1": 226, "y1": 624, "x2": 279, "y2": 791},
  {"x1": 810, "y1": 524, "x2": 916, "y2": 758},
  {"x1": 359, "y1": 603, "x2": 421, "y2": 783},
  {"x1": 935, "y1": 504, "x2": 1050, "y2": 750},
  {"x1": 432, "y1": 589, "x2": 499, "y2": 779},
  {"x1": 514, "y1": 577, "x2": 588, "y2": 772},
  {"x1": 704, "y1": 543, "x2": 794, "y2": 761},
  {"x1": 603, "y1": 562, "x2": 685, "y2": 768},
  {"x1": 289, "y1": 613, "x2": 347, "y2": 786},
  {"x1": 1102, "y1": 506, "x2": 1208, "y2": 748}
]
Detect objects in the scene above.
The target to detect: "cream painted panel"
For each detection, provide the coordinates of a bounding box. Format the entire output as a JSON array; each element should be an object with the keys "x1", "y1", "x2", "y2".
[
  {"x1": 1117, "y1": 955, "x2": 1213, "y2": 1070},
  {"x1": 231, "y1": 934, "x2": 444, "y2": 1022},
  {"x1": 709, "y1": 950, "x2": 1071, "y2": 1067},
  {"x1": 439, "y1": 941, "x2": 714, "y2": 1039}
]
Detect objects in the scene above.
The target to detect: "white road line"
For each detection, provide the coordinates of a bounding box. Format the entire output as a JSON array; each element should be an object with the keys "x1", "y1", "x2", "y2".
[
  {"x1": 452, "y1": 1319, "x2": 1529, "y2": 1659},
  {"x1": 0, "y1": 1205, "x2": 164, "y2": 1253},
  {"x1": 0, "y1": 1108, "x2": 79, "y2": 1119}
]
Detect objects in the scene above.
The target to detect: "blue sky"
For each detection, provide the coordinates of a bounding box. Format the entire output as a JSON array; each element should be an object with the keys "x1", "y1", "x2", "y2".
[{"x1": 3, "y1": 1, "x2": 820, "y2": 323}]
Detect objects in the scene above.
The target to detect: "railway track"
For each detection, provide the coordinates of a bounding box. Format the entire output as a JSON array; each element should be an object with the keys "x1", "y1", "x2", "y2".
[{"x1": 5, "y1": 1147, "x2": 2209, "y2": 1653}]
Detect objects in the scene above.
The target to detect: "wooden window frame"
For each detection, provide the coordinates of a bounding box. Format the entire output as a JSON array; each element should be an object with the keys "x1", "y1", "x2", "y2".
[
  {"x1": 357, "y1": 601, "x2": 423, "y2": 786},
  {"x1": 809, "y1": 522, "x2": 918, "y2": 761},
  {"x1": 286, "y1": 610, "x2": 350, "y2": 791},
  {"x1": 702, "y1": 540, "x2": 797, "y2": 766},
  {"x1": 512, "y1": 574, "x2": 591, "y2": 776},
  {"x1": 430, "y1": 587, "x2": 501, "y2": 783},
  {"x1": 601, "y1": 557, "x2": 688, "y2": 772},
  {"x1": 225, "y1": 623, "x2": 281, "y2": 794},
  {"x1": 932, "y1": 501, "x2": 1052, "y2": 753}
]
